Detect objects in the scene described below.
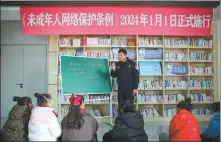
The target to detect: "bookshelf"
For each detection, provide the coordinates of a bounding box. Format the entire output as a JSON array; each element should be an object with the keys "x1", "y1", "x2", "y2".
[{"x1": 56, "y1": 34, "x2": 215, "y2": 123}]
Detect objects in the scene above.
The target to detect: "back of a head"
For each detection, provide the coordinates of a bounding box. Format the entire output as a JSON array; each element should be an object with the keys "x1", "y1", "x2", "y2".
[
  {"x1": 177, "y1": 98, "x2": 192, "y2": 111},
  {"x1": 34, "y1": 93, "x2": 52, "y2": 107},
  {"x1": 123, "y1": 101, "x2": 134, "y2": 113},
  {"x1": 212, "y1": 102, "x2": 220, "y2": 112},
  {"x1": 13, "y1": 96, "x2": 31, "y2": 106}
]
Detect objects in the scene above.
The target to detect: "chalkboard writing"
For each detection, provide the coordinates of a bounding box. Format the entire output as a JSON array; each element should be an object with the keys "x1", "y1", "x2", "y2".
[{"x1": 60, "y1": 56, "x2": 112, "y2": 94}]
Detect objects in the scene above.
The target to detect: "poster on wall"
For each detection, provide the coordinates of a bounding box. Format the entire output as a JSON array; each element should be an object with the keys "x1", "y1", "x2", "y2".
[{"x1": 20, "y1": 6, "x2": 213, "y2": 35}]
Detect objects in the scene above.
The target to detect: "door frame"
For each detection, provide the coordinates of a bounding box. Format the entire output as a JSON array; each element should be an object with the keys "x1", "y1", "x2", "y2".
[{"x1": 0, "y1": 44, "x2": 48, "y2": 94}]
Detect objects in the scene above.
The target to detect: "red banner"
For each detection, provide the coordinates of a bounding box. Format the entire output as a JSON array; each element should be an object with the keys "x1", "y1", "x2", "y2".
[{"x1": 20, "y1": 6, "x2": 213, "y2": 36}]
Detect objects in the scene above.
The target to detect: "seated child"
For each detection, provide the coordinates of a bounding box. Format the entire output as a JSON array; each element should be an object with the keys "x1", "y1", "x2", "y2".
[
  {"x1": 61, "y1": 94, "x2": 98, "y2": 142},
  {"x1": 28, "y1": 93, "x2": 61, "y2": 141},
  {"x1": 103, "y1": 101, "x2": 148, "y2": 142},
  {"x1": 169, "y1": 98, "x2": 201, "y2": 141},
  {"x1": 201, "y1": 102, "x2": 220, "y2": 142},
  {"x1": 1, "y1": 96, "x2": 32, "y2": 141}
]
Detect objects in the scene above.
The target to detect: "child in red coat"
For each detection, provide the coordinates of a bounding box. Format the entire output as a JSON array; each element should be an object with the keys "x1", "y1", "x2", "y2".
[{"x1": 169, "y1": 98, "x2": 201, "y2": 141}]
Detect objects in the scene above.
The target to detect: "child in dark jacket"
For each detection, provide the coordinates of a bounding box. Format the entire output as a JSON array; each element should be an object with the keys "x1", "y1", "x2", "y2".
[
  {"x1": 201, "y1": 102, "x2": 220, "y2": 142},
  {"x1": 1, "y1": 96, "x2": 33, "y2": 141},
  {"x1": 103, "y1": 101, "x2": 148, "y2": 142}
]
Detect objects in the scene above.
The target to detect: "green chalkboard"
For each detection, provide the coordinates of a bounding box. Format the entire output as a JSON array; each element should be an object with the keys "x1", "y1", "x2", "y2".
[{"x1": 60, "y1": 56, "x2": 112, "y2": 94}]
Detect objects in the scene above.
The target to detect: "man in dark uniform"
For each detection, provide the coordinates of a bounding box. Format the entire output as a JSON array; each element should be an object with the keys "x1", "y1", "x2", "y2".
[{"x1": 110, "y1": 49, "x2": 139, "y2": 114}]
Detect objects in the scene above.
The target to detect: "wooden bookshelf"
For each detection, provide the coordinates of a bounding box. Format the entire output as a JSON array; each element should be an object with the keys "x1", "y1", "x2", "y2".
[{"x1": 56, "y1": 34, "x2": 216, "y2": 123}]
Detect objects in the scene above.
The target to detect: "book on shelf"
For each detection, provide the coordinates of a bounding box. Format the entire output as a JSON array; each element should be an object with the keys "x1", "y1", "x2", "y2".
[
  {"x1": 190, "y1": 80, "x2": 213, "y2": 89},
  {"x1": 189, "y1": 93, "x2": 213, "y2": 103},
  {"x1": 190, "y1": 66, "x2": 213, "y2": 75},
  {"x1": 139, "y1": 108, "x2": 160, "y2": 118},
  {"x1": 72, "y1": 38, "x2": 83, "y2": 46},
  {"x1": 165, "y1": 64, "x2": 188, "y2": 75},
  {"x1": 139, "y1": 80, "x2": 163, "y2": 90},
  {"x1": 190, "y1": 53, "x2": 212, "y2": 62},
  {"x1": 138, "y1": 48, "x2": 163, "y2": 60},
  {"x1": 86, "y1": 52, "x2": 109, "y2": 59},
  {"x1": 164, "y1": 80, "x2": 188, "y2": 89},
  {"x1": 87, "y1": 37, "x2": 111, "y2": 46},
  {"x1": 111, "y1": 37, "x2": 136, "y2": 47},
  {"x1": 138, "y1": 93, "x2": 163, "y2": 104},
  {"x1": 138, "y1": 37, "x2": 163, "y2": 47},
  {"x1": 76, "y1": 49, "x2": 84, "y2": 56},
  {"x1": 192, "y1": 108, "x2": 212, "y2": 116},
  {"x1": 139, "y1": 62, "x2": 162, "y2": 76},
  {"x1": 164, "y1": 38, "x2": 189, "y2": 47},
  {"x1": 164, "y1": 94, "x2": 185, "y2": 104},
  {"x1": 190, "y1": 38, "x2": 213, "y2": 48},
  {"x1": 58, "y1": 37, "x2": 71, "y2": 47},
  {"x1": 164, "y1": 52, "x2": 189, "y2": 61}
]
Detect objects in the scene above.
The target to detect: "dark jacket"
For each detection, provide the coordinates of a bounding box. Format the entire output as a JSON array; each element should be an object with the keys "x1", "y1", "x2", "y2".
[
  {"x1": 111, "y1": 58, "x2": 139, "y2": 91},
  {"x1": 109, "y1": 111, "x2": 148, "y2": 142},
  {"x1": 61, "y1": 112, "x2": 98, "y2": 142},
  {"x1": 1, "y1": 105, "x2": 31, "y2": 142}
]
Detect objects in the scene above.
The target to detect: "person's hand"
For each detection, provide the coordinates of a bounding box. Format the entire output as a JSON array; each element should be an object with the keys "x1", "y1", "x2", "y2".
[
  {"x1": 132, "y1": 89, "x2": 137, "y2": 96},
  {"x1": 111, "y1": 63, "x2": 116, "y2": 71}
]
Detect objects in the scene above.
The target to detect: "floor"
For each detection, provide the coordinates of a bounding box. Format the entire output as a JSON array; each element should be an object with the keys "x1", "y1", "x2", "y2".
[{"x1": 97, "y1": 122, "x2": 209, "y2": 141}]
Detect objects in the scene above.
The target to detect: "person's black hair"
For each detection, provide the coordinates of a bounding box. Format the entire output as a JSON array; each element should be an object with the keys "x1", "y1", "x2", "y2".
[
  {"x1": 118, "y1": 49, "x2": 127, "y2": 55},
  {"x1": 13, "y1": 96, "x2": 32, "y2": 106},
  {"x1": 64, "y1": 95, "x2": 85, "y2": 129},
  {"x1": 123, "y1": 100, "x2": 134, "y2": 113},
  {"x1": 212, "y1": 102, "x2": 220, "y2": 112},
  {"x1": 34, "y1": 93, "x2": 52, "y2": 107},
  {"x1": 177, "y1": 98, "x2": 193, "y2": 111}
]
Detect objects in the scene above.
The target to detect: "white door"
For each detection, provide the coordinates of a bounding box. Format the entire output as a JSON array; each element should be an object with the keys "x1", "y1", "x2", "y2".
[
  {"x1": 1, "y1": 45, "x2": 23, "y2": 128},
  {"x1": 1, "y1": 44, "x2": 47, "y2": 128},
  {"x1": 23, "y1": 45, "x2": 47, "y2": 106}
]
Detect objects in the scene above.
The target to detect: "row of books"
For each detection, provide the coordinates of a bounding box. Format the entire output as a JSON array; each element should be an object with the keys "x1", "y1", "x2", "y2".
[
  {"x1": 139, "y1": 108, "x2": 160, "y2": 117},
  {"x1": 190, "y1": 66, "x2": 213, "y2": 75},
  {"x1": 113, "y1": 93, "x2": 212, "y2": 104},
  {"x1": 190, "y1": 80, "x2": 213, "y2": 89},
  {"x1": 190, "y1": 93, "x2": 213, "y2": 103},
  {"x1": 190, "y1": 53, "x2": 212, "y2": 61},
  {"x1": 192, "y1": 108, "x2": 211, "y2": 116},
  {"x1": 164, "y1": 80, "x2": 188, "y2": 89},
  {"x1": 87, "y1": 37, "x2": 111, "y2": 46},
  {"x1": 85, "y1": 52, "x2": 109, "y2": 59},
  {"x1": 139, "y1": 80, "x2": 163, "y2": 90},
  {"x1": 164, "y1": 94, "x2": 185, "y2": 104},
  {"x1": 138, "y1": 37, "x2": 163, "y2": 47},
  {"x1": 61, "y1": 108, "x2": 103, "y2": 118},
  {"x1": 58, "y1": 37, "x2": 212, "y2": 48},
  {"x1": 61, "y1": 94, "x2": 110, "y2": 104},
  {"x1": 189, "y1": 39, "x2": 213, "y2": 48},
  {"x1": 164, "y1": 52, "x2": 189, "y2": 61},
  {"x1": 164, "y1": 39, "x2": 189, "y2": 47},
  {"x1": 58, "y1": 38, "x2": 84, "y2": 47},
  {"x1": 138, "y1": 94, "x2": 163, "y2": 104}
]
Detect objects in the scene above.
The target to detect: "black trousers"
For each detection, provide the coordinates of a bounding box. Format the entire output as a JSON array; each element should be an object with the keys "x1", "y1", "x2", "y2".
[{"x1": 118, "y1": 89, "x2": 134, "y2": 114}]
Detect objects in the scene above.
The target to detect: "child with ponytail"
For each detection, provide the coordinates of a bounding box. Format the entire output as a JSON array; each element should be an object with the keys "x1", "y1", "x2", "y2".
[
  {"x1": 28, "y1": 93, "x2": 61, "y2": 141},
  {"x1": 1, "y1": 96, "x2": 32, "y2": 141},
  {"x1": 61, "y1": 94, "x2": 98, "y2": 142}
]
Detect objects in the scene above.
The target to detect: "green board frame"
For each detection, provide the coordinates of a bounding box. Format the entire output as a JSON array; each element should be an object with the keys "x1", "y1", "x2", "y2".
[{"x1": 60, "y1": 56, "x2": 112, "y2": 94}]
